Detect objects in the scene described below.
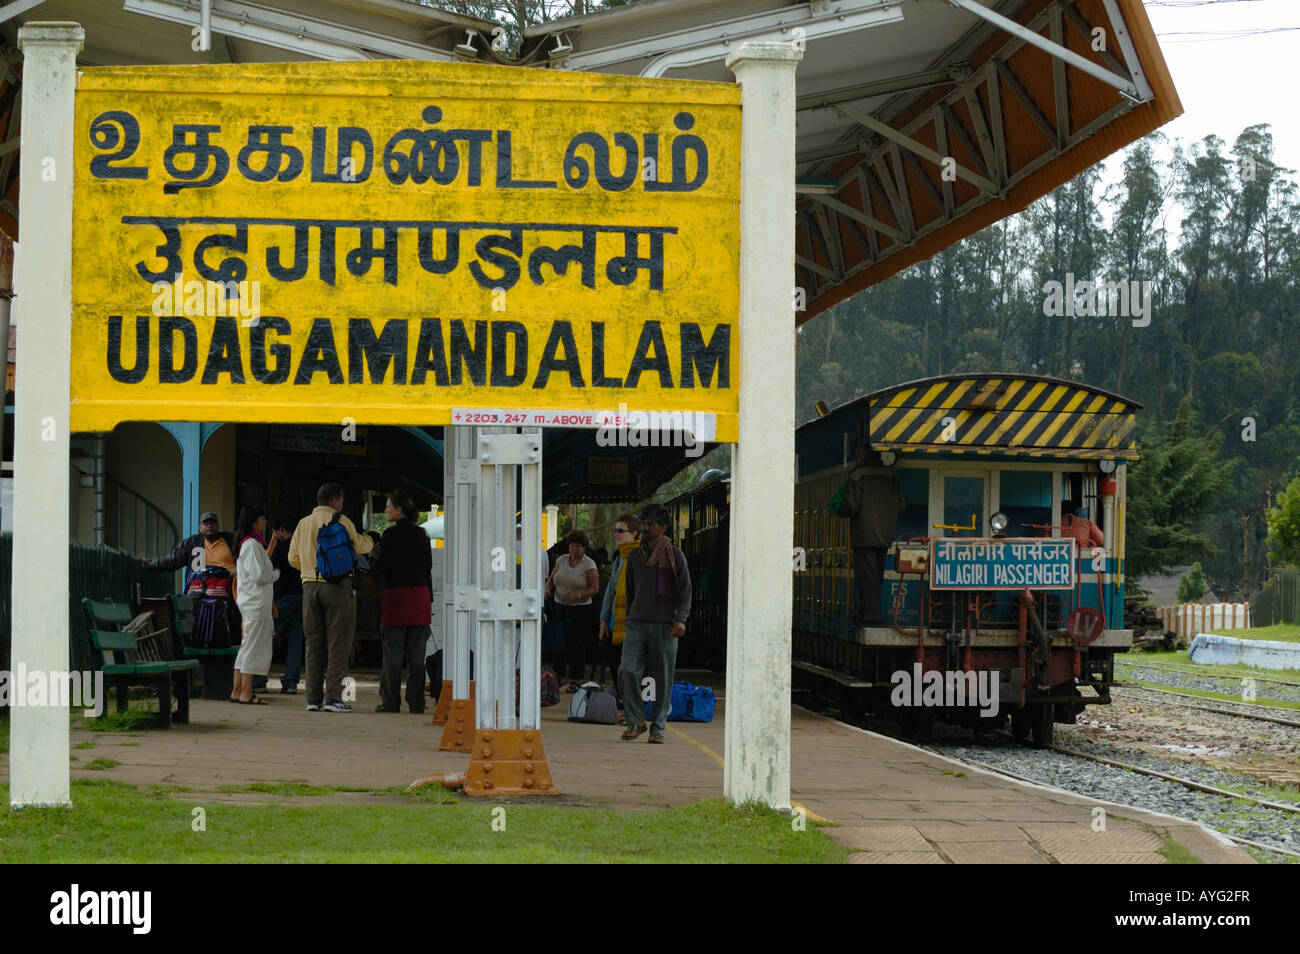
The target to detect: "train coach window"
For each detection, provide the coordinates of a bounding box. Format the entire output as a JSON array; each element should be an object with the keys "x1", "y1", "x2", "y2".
[
  {"x1": 999, "y1": 471, "x2": 1053, "y2": 536},
  {"x1": 896, "y1": 469, "x2": 928, "y2": 541},
  {"x1": 942, "y1": 475, "x2": 985, "y2": 538}
]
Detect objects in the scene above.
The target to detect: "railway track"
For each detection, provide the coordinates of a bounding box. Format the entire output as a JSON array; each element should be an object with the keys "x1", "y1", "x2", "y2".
[
  {"x1": 931, "y1": 738, "x2": 1300, "y2": 860},
  {"x1": 1113, "y1": 684, "x2": 1300, "y2": 728},
  {"x1": 1116, "y1": 658, "x2": 1300, "y2": 690},
  {"x1": 809, "y1": 693, "x2": 1300, "y2": 861}
]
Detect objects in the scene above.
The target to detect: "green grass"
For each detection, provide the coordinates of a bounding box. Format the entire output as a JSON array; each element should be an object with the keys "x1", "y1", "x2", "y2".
[
  {"x1": 1219, "y1": 782, "x2": 1300, "y2": 805},
  {"x1": 81, "y1": 708, "x2": 155, "y2": 732},
  {"x1": 1211, "y1": 624, "x2": 1300, "y2": 644},
  {"x1": 1158, "y1": 838, "x2": 1203, "y2": 864},
  {"x1": 0, "y1": 780, "x2": 849, "y2": 863},
  {"x1": 84, "y1": 758, "x2": 120, "y2": 771},
  {"x1": 214, "y1": 782, "x2": 374, "y2": 798},
  {"x1": 1116, "y1": 649, "x2": 1300, "y2": 681},
  {"x1": 72, "y1": 741, "x2": 96, "y2": 750}
]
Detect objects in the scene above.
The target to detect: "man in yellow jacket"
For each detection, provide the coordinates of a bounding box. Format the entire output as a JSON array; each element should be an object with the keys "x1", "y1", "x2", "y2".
[{"x1": 289, "y1": 482, "x2": 374, "y2": 712}]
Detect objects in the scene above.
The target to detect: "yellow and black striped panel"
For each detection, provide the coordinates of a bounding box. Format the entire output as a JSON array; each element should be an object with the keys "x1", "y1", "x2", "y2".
[{"x1": 868, "y1": 375, "x2": 1138, "y2": 458}]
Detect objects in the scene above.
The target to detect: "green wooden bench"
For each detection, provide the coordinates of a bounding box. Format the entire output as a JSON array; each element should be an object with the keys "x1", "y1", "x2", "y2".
[
  {"x1": 168, "y1": 594, "x2": 239, "y2": 701},
  {"x1": 82, "y1": 598, "x2": 198, "y2": 729}
]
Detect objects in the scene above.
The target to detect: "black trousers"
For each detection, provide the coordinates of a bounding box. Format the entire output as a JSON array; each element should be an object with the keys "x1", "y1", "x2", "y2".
[
  {"x1": 380, "y1": 624, "x2": 429, "y2": 712},
  {"x1": 591, "y1": 637, "x2": 623, "y2": 697},
  {"x1": 561, "y1": 602, "x2": 595, "y2": 681},
  {"x1": 853, "y1": 546, "x2": 887, "y2": 626}
]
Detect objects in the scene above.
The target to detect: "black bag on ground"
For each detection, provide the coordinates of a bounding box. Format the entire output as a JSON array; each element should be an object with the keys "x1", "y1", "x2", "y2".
[{"x1": 568, "y1": 681, "x2": 617, "y2": 724}]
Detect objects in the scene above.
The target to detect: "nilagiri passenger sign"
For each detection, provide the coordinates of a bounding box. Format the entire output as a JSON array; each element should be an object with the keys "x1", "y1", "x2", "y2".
[{"x1": 71, "y1": 61, "x2": 741, "y2": 437}]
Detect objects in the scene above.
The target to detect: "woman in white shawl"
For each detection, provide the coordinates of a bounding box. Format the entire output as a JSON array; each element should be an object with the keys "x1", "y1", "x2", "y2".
[{"x1": 231, "y1": 505, "x2": 279, "y2": 704}]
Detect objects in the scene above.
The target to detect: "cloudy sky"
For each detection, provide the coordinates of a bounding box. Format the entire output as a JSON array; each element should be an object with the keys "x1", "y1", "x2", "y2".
[{"x1": 1141, "y1": 0, "x2": 1299, "y2": 172}]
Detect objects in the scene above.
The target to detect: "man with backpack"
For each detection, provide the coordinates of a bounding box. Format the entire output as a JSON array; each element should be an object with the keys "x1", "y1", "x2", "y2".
[{"x1": 288, "y1": 483, "x2": 375, "y2": 712}]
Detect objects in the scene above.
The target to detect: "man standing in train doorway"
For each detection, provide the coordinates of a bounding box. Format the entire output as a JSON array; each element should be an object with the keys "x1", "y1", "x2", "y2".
[{"x1": 838, "y1": 445, "x2": 905, "y2": 627}]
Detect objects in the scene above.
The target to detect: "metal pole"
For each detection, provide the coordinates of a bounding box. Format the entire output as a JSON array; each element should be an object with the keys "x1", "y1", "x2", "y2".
[
  {"x1": 93, "y1": 432, "x2": 107, "y2": 546},
  {"x1": 724, "y1": 41, "x2": 801, "y2": 810},
  {"x1": 10, "y1": 22, "x2": 84, "y2": 808}
]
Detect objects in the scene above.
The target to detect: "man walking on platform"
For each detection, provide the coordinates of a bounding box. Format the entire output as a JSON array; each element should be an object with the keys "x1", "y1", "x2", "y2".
[
  {"x1": 289, "y1": 483, "x2": 374, "y2": 713},
  {"x1": 617, "y1": 503, "x2": 691, "y2": 745}
]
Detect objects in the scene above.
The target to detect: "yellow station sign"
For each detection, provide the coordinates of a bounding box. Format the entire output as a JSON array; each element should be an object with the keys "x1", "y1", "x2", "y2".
[{"x1": 71, "y1": 61, "x2": 741, "y2": 439}]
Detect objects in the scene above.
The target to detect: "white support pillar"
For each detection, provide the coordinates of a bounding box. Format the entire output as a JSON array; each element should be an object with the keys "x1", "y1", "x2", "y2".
[
  {"x1": 544, "y1": 504, "x2": 558, "y2": 550},
  {"x1": 724, "y1": 41, "x2": 801, "y2": 810},
  {"x1": 10, "y1": 22, "x2": 84, "y2": 808},
  {"x1": 446, "y1": 425, "x2": 477, "y2": 697}
]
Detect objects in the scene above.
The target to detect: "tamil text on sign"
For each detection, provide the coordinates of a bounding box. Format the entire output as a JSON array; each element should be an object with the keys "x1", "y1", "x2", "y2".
[{"x1": 71, "y1": 61, "x2": 741, "y2": 436}]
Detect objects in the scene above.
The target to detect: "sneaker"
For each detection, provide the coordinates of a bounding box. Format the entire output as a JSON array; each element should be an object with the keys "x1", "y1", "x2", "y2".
[
  {"x1": 323, "y1": 699, "x2": 351, "y2": 712},
  {"x1": 252, "y1": 686, "x2": 269, "y2": 694},
  {"x1": 306, "y1": 700, "x2": 322, "y2": 711},
  {"x1": 281, "y1": 685, "x2": 298, "y2": 695}
]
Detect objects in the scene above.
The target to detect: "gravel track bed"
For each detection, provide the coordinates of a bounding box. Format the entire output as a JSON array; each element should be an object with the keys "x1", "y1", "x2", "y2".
[
  {"x1": 1116, "y1": 662, "x2": 1300, "y2": 704},
  {"x1": 925, "y1": 725, "x2": 1299, "y2": 862},
  {"x1": 1114, "y1": 684, "x2": 1300, "y2": 722}
]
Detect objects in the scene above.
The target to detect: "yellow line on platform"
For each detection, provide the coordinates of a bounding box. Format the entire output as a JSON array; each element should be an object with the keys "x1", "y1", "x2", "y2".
[{"x1": 665, "y1": 725, "x2": 832, "y2": 825}]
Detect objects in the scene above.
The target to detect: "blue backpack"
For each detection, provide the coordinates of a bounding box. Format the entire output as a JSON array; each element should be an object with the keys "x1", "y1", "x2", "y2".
[{"x1": 315, "y1": 513, "x2": 357, "y2": 582}]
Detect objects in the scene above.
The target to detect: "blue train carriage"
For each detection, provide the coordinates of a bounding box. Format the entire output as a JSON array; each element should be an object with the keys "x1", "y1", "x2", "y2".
[{"x1": 793, "y1": 373, "x2": 1138, "y2": 745}]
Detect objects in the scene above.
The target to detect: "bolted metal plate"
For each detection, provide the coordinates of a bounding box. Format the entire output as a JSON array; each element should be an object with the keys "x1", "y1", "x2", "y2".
[
  {"x1": 478, "y1": 433, "x2": 542, "y2": 466},
  {"x1": 476, "y1": 589, "x2": 542, "y2": 621}
]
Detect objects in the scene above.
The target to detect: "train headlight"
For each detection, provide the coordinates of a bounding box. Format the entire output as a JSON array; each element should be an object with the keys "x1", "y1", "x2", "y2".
[{"x1": 990, "y1": 511, "x2": 1009, "y2": 534}]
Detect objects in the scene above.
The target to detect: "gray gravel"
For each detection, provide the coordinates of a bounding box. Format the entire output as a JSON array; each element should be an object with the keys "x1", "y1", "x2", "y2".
[
  {"x1": 928, "y1": 732, "x2": 1300, "y2": 863},
  {"x1": 1116, "y1": 661, "x2": 1300, "y2": 704}
]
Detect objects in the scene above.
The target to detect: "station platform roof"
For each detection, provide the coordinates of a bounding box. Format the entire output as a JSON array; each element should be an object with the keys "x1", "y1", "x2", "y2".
[
  {"x1": 0, "y1": 0, "x2": 1180, "y2": 324},
  {"x1": 348, "y1": 424, "x2": 713, "y2": 504}
]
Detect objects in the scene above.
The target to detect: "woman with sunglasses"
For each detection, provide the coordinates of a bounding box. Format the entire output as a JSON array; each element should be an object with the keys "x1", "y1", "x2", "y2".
[{"x1": 598, "y1": 514, "x2": 641, "y2": 717}]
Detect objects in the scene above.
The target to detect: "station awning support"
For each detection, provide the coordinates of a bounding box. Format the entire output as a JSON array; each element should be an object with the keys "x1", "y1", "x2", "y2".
[
  {"x1": 723, "y1": 41, "x2": 802, "y2": 810},
  {"x1": 436, "y1": 425, "x2": 477, "y2": 748},
  {"x1": 9, "y1": 21, "x2": 82, "y2": 808}
]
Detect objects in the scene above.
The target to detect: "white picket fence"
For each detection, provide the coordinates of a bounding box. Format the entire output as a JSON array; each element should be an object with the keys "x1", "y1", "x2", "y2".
[{"x1": 1159, "y1": 602, "x2": 1251, "y2": 636}]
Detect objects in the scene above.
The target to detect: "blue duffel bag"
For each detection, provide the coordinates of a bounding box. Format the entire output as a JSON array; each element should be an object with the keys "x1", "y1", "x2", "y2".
[{"x1": 644, "y1": 680, "x2": 715, "y2": 723}]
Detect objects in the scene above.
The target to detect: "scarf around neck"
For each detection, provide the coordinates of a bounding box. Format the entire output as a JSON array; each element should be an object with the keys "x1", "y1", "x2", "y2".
[{"x1": 644, "y1": 534, "x2": 674, "y2": 568}]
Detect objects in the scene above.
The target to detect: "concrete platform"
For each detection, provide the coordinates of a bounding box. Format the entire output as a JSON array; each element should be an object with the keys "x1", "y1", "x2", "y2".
[{"x1": 4, "y1": 669, "x2": 1253, "y2": 863}]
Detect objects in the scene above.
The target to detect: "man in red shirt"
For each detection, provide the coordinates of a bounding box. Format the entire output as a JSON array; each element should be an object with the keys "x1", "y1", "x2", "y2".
[{"x1": 1060, "y1": 501, "x2": 1103, "y2": 548}]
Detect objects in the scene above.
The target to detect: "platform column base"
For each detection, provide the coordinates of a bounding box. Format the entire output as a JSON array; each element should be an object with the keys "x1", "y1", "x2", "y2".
[
  {"x1": 431, "y1": 680, "x2": 454, "y2": 725},
  {"x1": 463, "y1": 728, "x2": 558, "y2": 796},
  {"x1": 438, "y1": 691, "x2": 477, "y2": 751}
]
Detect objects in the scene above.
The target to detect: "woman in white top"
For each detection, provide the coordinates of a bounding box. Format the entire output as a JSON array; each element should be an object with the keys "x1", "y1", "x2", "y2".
[
  {"x1": 231, "y1": 505, "x2": 279, "y2": 704},
  {"x1": 546, "y1": 529, "x2": 599, "y2": 689}
]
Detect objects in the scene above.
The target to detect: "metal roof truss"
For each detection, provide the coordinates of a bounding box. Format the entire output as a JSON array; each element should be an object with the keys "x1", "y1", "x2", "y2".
[{"x1": 794, "y1": 0, "x2": 1154, "y2": 305}]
